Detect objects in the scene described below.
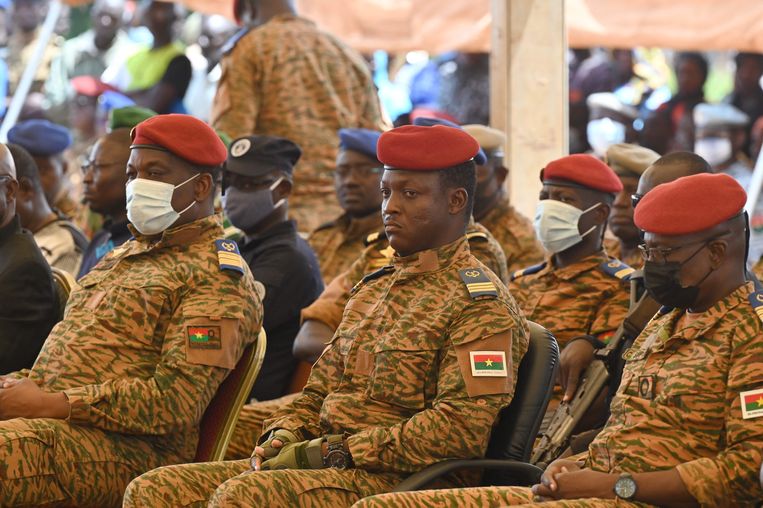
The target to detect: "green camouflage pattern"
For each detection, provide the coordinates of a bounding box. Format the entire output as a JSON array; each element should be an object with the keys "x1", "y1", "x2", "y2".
[
  {"x1": 307, "y1": 212, "x2": 384, "y2": 285},
  {"x1": 226, "y1": 393, "x2": 298, "y2": 460},
  {"x1": 0, "y1": 215, "x2": 262, "y2": 507},
  {"x1": 211, "y1": 14, "x2": 384, "y2": 232},
  {"x1": 478, "y1": 196, "x2": 544, "y2": 273},
  {"x1": 123, "y1": 236, "x2": 529, "y2": 506}
]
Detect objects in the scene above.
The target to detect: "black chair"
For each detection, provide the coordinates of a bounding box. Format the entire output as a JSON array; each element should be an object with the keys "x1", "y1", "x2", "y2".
[{"x1": 392, "y1": 321, "x2": 559, "y2": 492}]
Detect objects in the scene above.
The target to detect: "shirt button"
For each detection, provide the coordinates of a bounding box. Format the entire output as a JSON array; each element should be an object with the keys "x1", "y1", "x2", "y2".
[{"x1": 476, "y1": 399, "x2": 487, "y2": 406}]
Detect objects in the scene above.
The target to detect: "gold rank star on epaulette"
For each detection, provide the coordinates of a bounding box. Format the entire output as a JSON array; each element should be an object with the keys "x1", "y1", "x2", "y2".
[
  {"x1": 600, "y1": 259, "x2": 635, "y2": 280},
  {"x1": 459, "y1": 267, "x2": 498, "y2": 300},
  {"x1": 748, "y1": 290, "x2": 763, "y2": 323},
  {"x1": 215, "y1": 239, "x2": 245, "y2": 275}
]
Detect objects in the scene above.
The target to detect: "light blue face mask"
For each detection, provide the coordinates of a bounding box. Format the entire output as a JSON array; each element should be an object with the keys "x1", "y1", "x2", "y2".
[{"x1": 222, "y1": 177, "x2": 284, "y2": 233}]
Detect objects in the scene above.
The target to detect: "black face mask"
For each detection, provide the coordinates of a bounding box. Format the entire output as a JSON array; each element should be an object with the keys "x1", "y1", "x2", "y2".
[{"x1": 643, "y1": 242, "x2": 714, "y2": 309}]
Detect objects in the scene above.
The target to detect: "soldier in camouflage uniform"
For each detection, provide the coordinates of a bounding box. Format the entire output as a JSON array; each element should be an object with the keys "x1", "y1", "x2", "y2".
[
  {"x1": 355, "y1": 172, "x2": 763, "y2": 508},
  {"x1": 510, "y1": 154, "x2": 631, "y2": 408},
  {"x1": 308, "y1": 129, "x2": 385, "y2": 284},
  {"x1": 123, "y1": 124, "x2": 528, "y2": 507},
  {"x1": 602, "y1": 143, "x2": 660, "y2": 269},
  {"x1": 225, "y1": 218, "x2": 509, "y2": 460},
  {"x1": 212, "y1": 0, "x2": 384, "y2": 232},
  {"x1": 463, "y1": 124, "x2": 544, "y2": 273},
  {"x1": 0, "y1": 115, "x2": 262, "y2": 507}
]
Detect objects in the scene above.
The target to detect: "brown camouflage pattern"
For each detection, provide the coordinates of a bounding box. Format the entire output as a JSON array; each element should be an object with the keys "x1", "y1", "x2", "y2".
[
  {"x1": 301, "y1": 220, "x2": 509, "y2": 333},
  {"x1": 225, "y1": 393, "x2": 299, "y2": 460},
  {"x1": 307, "y1": 212, "x2": 384, "y2": 285},
  {"x1": 478, "y1": 196, "x2": 544, "y2": 273},
  {"x1": 509, "y1": 253, "x2": 631, "y2": 349},
  {"x1": 122, "y1": 236, "x2": 529, "y2": 506},
  {"x1": 0, "y1": 215, "x2": 262, "y2": 507},
  {"x1": 603, "y1": 237, "x2": 643, "y2": 269},
  {"x1": 751, "y1": 256, "x2": 763, "y2": 280},
  {"x1": 211, "y1": 14, "x2": 384, "y2": 232}
]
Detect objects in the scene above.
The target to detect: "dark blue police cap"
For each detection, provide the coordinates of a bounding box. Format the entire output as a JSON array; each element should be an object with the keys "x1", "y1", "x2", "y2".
[
  {"x1": 338, "y1": 128, "x2": 381, "y2": 161},
  {"x1": 8, "y1": 119, "x2": 72, "y2": 157},
  {"x1": 226, "y1": 135, "x2": 302, "y2": 177},
  {"x1": 412, "y1": 116, "x2": 487, "y2": 165}
]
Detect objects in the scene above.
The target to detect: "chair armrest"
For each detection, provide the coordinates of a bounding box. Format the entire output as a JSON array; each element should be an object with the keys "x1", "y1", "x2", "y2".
[{"x1": 392, "y1": 459, "x2": 544, "y2": 492}]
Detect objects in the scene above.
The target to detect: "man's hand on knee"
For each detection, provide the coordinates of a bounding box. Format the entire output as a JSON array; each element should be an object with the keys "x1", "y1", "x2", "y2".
[
  {"x1": 259, "y1": 438, "x2": 325, "y2": 470},
  {"x1": 251, "y1": 429, "x2": 300, "y2": 471},
  {"x1": 0, "y1": 378, "x2": 69, "y2": 420}
]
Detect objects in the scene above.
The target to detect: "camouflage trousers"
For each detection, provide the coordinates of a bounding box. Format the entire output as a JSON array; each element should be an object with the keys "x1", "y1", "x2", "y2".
[
  {"x1": 0, "y1": 417, "x2": 175, "y2": 507},
  {"x1": 123, "y1": 458, "x2": 404, "y2": 508},
  {"x1": 351, "y1": 486, "x2": 651, "y2": 507},
  {"x1": 225, "y1": 393, "x2": 299, "y2": 460}
]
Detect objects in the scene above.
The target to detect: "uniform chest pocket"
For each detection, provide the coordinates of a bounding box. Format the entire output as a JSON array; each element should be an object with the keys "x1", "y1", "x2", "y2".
[
  {"x1": 368, "y1": 339, "x2": 439, "y2": 410},
  {"x1": 90, "y1": 284, "x2": 167, "y2": 346}
]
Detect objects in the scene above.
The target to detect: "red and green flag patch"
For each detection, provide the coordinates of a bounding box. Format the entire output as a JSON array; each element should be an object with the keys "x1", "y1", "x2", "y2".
[
  {"x1": 187, "y1": 326, "x2": 222, "y2": 350},
  {"x1": 469, "y1": 351, "x2": 508, "y2": 377},
  {"x1": 741, "y1": 388, "x2": 763, "y2": 419}
]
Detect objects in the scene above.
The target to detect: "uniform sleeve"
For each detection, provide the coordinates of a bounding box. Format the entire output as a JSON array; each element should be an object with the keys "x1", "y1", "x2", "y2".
[
  {"x1": 261, "y1": 330, "x2": 346, "y2": 441},
  {"x1": 346, "y1": 299, "x2": 530, "y2": 473},
  {"x1": 211, "y1": 37, "x2": 260, "y2": 139},
  {"x1": 62, "y1": 278, "x2": 262, "y2": 435},
  {"x1": 589, "y1": 278, "x2": 631, "y2": 340},
  {"x1": 674, "y1": 321, "x2": 763, "y2": 506}
]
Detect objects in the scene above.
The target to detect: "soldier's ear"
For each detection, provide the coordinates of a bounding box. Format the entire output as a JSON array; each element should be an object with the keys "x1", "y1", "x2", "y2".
[
  {"x1": 593, "y1": 202, "x2": 611, "y2": 225},
  {"x1": 448, "y1": 187, "x2": 468, "y2": 216},
  {"x1": 194, "y1": 172, "x2": 214, "y2": 202},
  {"x1": 273, "y1": 178, "x2": 292, "y2": 200},
  {"x1": 706, "y1": 238, "x2": 728, "y2": 267}
]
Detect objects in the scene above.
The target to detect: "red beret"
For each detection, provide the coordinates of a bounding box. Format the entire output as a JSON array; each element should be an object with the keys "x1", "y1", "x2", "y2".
[
  {"x1": 634, "y1": 173, "x2": 746, "y2": 235},
  {"x1": 130, "y1": 114, "x2": 227, "y2": 166},
  {"x1": 378, "y1": 125, "x2": 479, "y2": 170},
  {"x1": 542, "y1": 154, "x2": 623, "y2": 194},
  {"x1": 70, "y1": 76, "x2": 118, "y2": 97}
]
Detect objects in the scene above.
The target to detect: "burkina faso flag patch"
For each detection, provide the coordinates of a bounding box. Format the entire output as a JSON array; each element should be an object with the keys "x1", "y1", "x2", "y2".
[
  {"x1": 741, "y1": 388, "x2": 763, "y2": 419},
  {"x1": 187, "y1": 326, "x2": 222, "y2": 350},
  {"x1": 469, "y1": 351, "x2": 508, "y2": 377}
]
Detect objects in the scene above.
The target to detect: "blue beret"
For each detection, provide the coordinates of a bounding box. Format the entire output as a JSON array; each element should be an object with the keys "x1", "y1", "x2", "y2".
[
  {"x1": 412, "y1": 117, "x2": 487, "y2": 165},
  {"x1": 8, "y1": 119, "x2": 72, "y2": 156},
  {"x1": 338, "y1": 128, "x2": 381, "y2": 161},
  {"x1": 99, "y1": 90, "x2": 136, "y2": 112}
]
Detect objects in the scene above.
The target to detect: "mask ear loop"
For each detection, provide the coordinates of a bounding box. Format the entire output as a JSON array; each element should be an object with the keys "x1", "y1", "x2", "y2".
[
  {"x1": 578, "y1": 202, "x2": 602, "y2": 241},
  {"x1": 175, "y1": 173, "x2": 201, "y2": 215},
  {"x1": 270, "y1": 177, "x2": 286, "y2": 210}
]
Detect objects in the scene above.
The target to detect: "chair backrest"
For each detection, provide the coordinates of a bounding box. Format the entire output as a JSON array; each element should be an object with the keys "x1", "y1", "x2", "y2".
[
  {"x1": 50, "y1": 266, "x2": 78, "y2": 319},
  {"x1": 483, "y1": 321, "x2": 559, "y2": 472},
  {"x1": 194, "y1": 327, "x2": 267, "y2": 462}
]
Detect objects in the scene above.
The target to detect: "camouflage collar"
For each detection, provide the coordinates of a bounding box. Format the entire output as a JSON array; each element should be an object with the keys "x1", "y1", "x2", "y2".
[
  {"x1": 393, "y1": 236, "x2": 470, "y2": 276},
  {"x1": 657, "y1": 281, "x2": 755, "y2": 345},
  {"x1": 128, "y1": 214, "x2": 223, "y2": 251},
  {"x1": 544, "y1": 252, "x2": 608, "y2": 281}
]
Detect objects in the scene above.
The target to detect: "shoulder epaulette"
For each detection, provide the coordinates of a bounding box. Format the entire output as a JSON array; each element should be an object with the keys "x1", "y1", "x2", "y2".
[
  {"x1": 465, "y1": 230, "x2": 489, "y2": 242},
  {"x1": 459, "y1": 267, "x2": 498, "y2": 300},
  {"x1": 311, "y1": 219, "x2": 338, "y2": 234},
  {"x1": 221, "y1": 27, "x2": 252, "y2": 55},
  {"x1": 748, "y1": 290, "x2": 763, "y2": 323},
  {"x1": 215, "y1": 239, "x2": 245, "y2": 275},
  {"x1": 511, "y1": 262, "x2": 547, "y2": 281},
  {"x1": 350, "y1": 265, "x2": 394, "y2": 294},
  {"x1": 363, "y1": 231, "x2": 386, "y2": 247},
  {"x1": 658, "y1": 305, "x2": 673, "y2": 316},
  {"x1": 599, "y1": 259, "x2": 635, "y2": 281}
]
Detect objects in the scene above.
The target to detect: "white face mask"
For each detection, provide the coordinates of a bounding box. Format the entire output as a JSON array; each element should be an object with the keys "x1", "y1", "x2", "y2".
[
  {"x1": 126, "y1": 173, "x2": 199, "y2": 235},
  {"x1": 534, "y1": 199, "x2": 600, "y2": 254},
  {"x1": 694, "y1": 137, "x2": 732, "y2": 167},
  {"x1": 587, "y1": 117, "x2": 626, "y2": 157}
]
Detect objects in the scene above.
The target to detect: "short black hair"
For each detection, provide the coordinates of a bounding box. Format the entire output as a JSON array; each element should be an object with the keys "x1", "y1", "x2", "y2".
[
  {"x1": 7, "y1": 143, "x2": 42, "y2": 192},
  {"x1": 653, "y1": 151, "x2": 712, "y2": 174},
  {"x1": 438, "y1": 160, "x2": 476, "y2": 218},
  {"x1": 735, "y1": 52, "x2": 763, "y2": 70},
  {"x1": 676, "y1": 51, "x2": 709, "y2": 81}
]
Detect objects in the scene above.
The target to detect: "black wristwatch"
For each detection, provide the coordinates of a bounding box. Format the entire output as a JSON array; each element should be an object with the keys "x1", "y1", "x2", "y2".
[
  {"x1": 613, "y1": 472, "x2": 637, "y2": 500},
  {"x1": 323, "y1": 434, "x2": 351, "y2": 469}
]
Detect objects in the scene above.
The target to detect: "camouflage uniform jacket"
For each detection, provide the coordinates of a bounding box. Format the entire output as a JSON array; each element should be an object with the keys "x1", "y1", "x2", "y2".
[
  {"x1": 510, "y1": 252, "x2": 632, "y2": 349},
  {"x1": 307, "y1": 212, "x2": 384, "y2": 285},
  {"x1": 20, "y1": 215, "x2": 262, "y2": 461},
  {"x1": 603, "y1": 236, "x2": 643, "y2": 269},
  {"x1": 301, "y1": 221, "x2": 509, "y2": 332},
  {"x1": 587, "y1": 281, "x2": 763, "y2": 507},
  {"x1": 264, "y1": 237, "x2": 529, "y2": 474},
  {"x1": 478, "y1": 195, "x2": 544, "y2": 273},
  {"x1": 211, "y1": 14, "x2": 384, "y2": 231}
]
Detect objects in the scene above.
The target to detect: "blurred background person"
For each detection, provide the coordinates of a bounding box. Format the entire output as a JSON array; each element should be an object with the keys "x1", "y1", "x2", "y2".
[
  {"x1": 7, "y1": 0, "x2": 62, "y2": 95},
  {"x1": 725, "y1": 51, "x2": 763, "y2": 157},
  {"x1": 693, "y1": 102, "x2": 751, "y2": 188}
]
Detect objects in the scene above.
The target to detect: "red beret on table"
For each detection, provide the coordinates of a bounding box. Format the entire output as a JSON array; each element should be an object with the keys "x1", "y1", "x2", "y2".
[
  {"x1": 541, "y1": 154, "x2": 623, "y2": 194},
  {"x1": 130, "y1": 114, "x2": 227, "y2": 166},
  {"x1": 377, "y1": 124, "x2": 480, "y2": 171},
  {"x1": 634, "y1": 173, "x2": 746, "y2": 235}
]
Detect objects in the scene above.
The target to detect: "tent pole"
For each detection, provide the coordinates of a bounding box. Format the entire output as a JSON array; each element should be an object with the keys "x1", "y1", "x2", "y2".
[{"x1": 0, "y1": 0, "x2": 63, "y2": 142}]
